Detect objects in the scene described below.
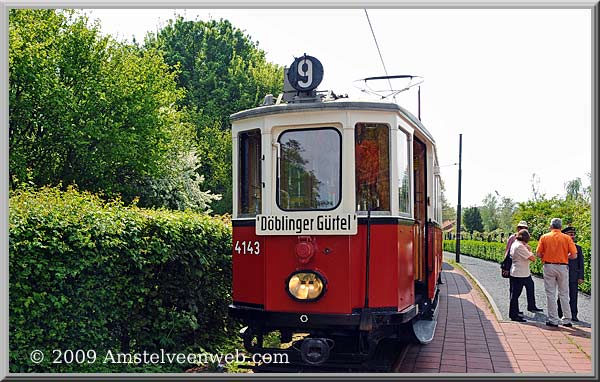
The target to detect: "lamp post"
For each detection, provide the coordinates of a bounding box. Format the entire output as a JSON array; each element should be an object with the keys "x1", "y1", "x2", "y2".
[{"x1": 456, "y1": 134, "x2": 462, "y2": 263}]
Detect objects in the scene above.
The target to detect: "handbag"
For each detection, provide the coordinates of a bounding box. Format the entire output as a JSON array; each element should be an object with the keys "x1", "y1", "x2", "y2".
[{"x1": 500, "y1": 254, "x2": 512, "y2": 278}]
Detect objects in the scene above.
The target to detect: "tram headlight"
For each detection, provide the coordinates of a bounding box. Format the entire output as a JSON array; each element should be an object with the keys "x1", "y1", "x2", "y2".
[{"x1": 286, "y1": 271, "x2": 326, "y2": 302}]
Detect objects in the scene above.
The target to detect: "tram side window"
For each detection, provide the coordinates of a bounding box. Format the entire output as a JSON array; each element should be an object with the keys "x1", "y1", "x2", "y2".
[
  {"x1": 278, "y1": 128, "x2": 341, "y2": 210},
  {"x1": 238, "y1": 129, "x2": 262, "y2": 216},
  {"x1": 355, "y1": 123, "x2": 390, "y2": 212},
  {"x1": 434, "y1": 174, "x2": 442, "y2": 222},
  {"x1": 397, "y1": 129, "x2": 411, "y2": 215}
]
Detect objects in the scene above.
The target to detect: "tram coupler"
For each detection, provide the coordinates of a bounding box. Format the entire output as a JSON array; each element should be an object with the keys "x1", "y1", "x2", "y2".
[
  {"x1": 300, "y1": 337, "x2": 334, "y2": 365},
  {"x1": 300, "y1": 338, "x2": 335, "y2": 366}
]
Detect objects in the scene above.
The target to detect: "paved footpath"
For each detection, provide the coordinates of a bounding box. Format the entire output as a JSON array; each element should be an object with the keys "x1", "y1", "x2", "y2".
[{"x1": 397, "y1": 261, "x2": 593, "y2": 374}]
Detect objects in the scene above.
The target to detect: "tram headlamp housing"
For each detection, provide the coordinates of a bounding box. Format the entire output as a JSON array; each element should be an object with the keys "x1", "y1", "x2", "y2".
[{"x1": 286, "y1": 270, "x2": 327, "y2": 302}]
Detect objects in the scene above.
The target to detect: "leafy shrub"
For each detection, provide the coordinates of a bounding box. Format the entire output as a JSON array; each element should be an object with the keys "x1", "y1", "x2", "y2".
[
  {"x1": 9, "y1": 10, "x2": 200, "y2": 209},
  {"x1": 9, "y1": 186, "x2": 234, "y2": 372},
  {"x1": 514, "y1": 196, "x2": 591, "y2": 249},
  {"x1": 443, "y1": 239, "x2": 590, "y2": 294},
  {"x1": 136, "y1": 149, "x2": 221, "y2": 212}
]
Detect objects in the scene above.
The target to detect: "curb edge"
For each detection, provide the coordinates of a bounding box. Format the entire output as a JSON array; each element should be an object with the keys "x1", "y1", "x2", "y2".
[{"x1": 450, "y1": 260, "x2": 505, "y2": 323}]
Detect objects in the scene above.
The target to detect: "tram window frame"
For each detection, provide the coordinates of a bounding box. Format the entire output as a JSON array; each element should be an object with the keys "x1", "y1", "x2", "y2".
[
  {"x1": 434, "y1": 173, "x2": 442, "y2": 223},
  {"x1": 276, "y1": 127, "x2": 342, "y2": 211},
  {"x1": 238, "y1": 129, "x2": 262, "y2": 217},
  {"x1": 397, "y1": 128, "x2": 411, "y2": 216},
  {"x1": 355, "y1": 122, "x2": 391, "y2": 215}
]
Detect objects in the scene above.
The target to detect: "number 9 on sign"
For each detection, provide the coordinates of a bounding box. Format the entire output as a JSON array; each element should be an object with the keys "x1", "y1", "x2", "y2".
[
  {"x1": 297, "y1": 59, "x2": 313, "y2": 88},
  {"x1": 287, "y1": 54, "x2": 323, "y2": 92}
]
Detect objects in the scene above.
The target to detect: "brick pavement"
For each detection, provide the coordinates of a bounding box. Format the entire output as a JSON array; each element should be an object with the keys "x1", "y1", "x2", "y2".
[{"x1": 397, "y1": 263, "x2": 593, "y2": 374}]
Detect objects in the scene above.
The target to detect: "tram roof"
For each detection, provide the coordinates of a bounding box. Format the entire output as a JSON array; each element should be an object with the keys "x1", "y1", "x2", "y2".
[{"x1": 230, "y1": 99, "x2": 435, "y2": 144}]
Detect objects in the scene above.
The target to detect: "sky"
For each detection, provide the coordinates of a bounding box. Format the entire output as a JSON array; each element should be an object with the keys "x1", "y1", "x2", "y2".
[{"x1": 86, "y1": 8, "x2": 593, "y2": 208}]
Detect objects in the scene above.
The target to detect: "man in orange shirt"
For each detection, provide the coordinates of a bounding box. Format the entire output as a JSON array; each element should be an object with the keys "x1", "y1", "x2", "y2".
[{"x1": 536, "y1": 218, "x2": 579, "y2": 327}]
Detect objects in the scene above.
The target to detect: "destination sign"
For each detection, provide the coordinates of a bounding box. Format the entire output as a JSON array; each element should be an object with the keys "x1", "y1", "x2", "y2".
[{"x1": 255, "y1": 214, "x2": 357, "y2": 236}]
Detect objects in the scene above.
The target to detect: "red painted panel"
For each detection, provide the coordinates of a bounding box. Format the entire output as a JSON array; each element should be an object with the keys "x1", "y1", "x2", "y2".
[
  {"x1": 397, "y1": 225, "x2": 414, "y2": 311},
  {"x1": 364, "y1": 224, "x2": 398, "y2": 308},
  {"x1": 232, "y1": 222, "x2": 419, "y2": 315},
  {"x1": 264, "y1": 235, "x2": 351, "y2": 314},
  {"x1": 350, "y1": 224, "x2": 413, "y2": 311},
  {"x1": 349, "y1": 231, "x2": 364, "y2": 310},
  {"x1": 232, "y1": 226, "x2": 265, "y2": 305},
  {"x1": 427, "y1": 224, "x2": 443, "y2": 299},
  {"x1": 436, "y1": 226, "x2": 443, "y2": 284}
]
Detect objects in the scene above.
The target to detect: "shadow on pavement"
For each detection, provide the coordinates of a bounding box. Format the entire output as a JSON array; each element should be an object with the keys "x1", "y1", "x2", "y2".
[
  {"x1": 442, "y1": 262, "x2": 455, "y2": 271},
  {"x1": 402, "y1": 269, "x2": 516, "y2": 373},
  {"x1": 519, "y1": 310, "x2": 591, "y2": 329}
]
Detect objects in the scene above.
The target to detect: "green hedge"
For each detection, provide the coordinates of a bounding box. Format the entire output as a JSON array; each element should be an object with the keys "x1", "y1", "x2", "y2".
[
  {"x1": 443, "y1": 240, "x2": 591, "y2": 294},
  {"x1": 10, "y1": 186, "x2": 234, "y2": 372}
]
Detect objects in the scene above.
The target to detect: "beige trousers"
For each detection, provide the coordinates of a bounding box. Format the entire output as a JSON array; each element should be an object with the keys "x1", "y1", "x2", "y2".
[{"x1": 543, "y1": 263, "x2": 571, "y2": 325}]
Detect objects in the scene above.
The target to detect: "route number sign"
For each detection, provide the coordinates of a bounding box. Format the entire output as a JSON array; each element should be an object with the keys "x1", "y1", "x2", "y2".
[{"x1": 287, "y1": 54, "x2": 324, "y2": 92}]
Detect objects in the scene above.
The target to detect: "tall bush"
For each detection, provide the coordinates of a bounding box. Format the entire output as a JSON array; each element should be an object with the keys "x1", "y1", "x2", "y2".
[
  {"x1": 10, "y1": 186, "x2": 234, "y2": 372},
  {"x1": 145, "y1": 17, "x2": 284, "y2": 214},
  {"x1": 514, "y1": 196, "x2": 591, "y2": 249},
  {"x1": 9, "y1": 9, "x2": 216, "y2": 211}
]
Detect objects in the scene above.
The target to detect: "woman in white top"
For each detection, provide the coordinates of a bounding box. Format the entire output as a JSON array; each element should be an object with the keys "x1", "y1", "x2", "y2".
[{"x1": 508, "y1": 229, "x2": 536, "y2": 322}]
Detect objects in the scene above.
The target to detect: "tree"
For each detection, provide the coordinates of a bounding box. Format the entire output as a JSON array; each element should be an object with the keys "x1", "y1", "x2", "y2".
[
  {"x1": 440, "y1": 180, "x2": 456, "y2": 221},
  {"x1": 565, "y1": 177, "x2": 583, "y2": 201},
  {"x1": 10, "y1": 9, "x2": 105, "y2": 188},
  {"x1": 145, "y1": 17, "x2": 283, "y2": 128},
  {"x1": 145, "y1": 17, "x2": 284, "y2": 214},
  {"x1": 530, "y1": 173, "x2": 545, "y2": 202},
  {"x1": 480, "y1": 193, "x2": 499, "y2": 232},
  {"x1": 583, "y1": 172, "x2": 591, "y2": 202},
  {"x1": 463, "y1": 206, "x2": 483, "y2": 233},
  {"x1": 513, "y1": 177, "x2": 591, "y2": 246},
  {"x1": 9, "y1": 10, "x2": 217, "y2": 211},
  {"x1": 135, "y1": 149, "x2": 221, "y2": 212},
  {"x1": 497, "y1": 196, "x2": 517, "y2": 233}
]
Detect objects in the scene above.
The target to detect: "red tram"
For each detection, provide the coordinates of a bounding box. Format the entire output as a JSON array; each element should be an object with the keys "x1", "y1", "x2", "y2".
[{"x1": 228, "y1": 55, "x2": 443, "y2": 366}]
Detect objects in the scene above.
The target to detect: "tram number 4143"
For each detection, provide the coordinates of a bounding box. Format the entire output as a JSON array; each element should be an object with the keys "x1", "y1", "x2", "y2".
[{"x1": 234, "y1": 240, "x2": 260, "y2": 255}]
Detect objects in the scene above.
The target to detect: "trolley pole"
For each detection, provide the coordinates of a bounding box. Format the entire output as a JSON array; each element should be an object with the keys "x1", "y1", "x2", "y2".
[{"x1": 456, "y1": 134, "x2": 463, "y2": 263}]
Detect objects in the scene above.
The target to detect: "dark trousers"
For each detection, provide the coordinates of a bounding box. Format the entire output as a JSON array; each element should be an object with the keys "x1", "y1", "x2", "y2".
[
  {"x1": 523, "y1": 275, "x2": 537, "y2": 310},
  {"x1": 509, "y1": 276, "x2": 528, "y2": 319},
  {"x1": 557, "y1": 282, "x2": 579, "y2": 318}
]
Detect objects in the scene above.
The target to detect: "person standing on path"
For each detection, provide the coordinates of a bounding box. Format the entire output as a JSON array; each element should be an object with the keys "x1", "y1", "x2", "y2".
[
  {"x1": 508, "y1": 229, "x2": 537, "y2": 322},
  {"x1": 504, "y1": 221, "x2": 542, "y2": 313},
  {"x1": 536, "y1": 218, "x2": 579, "y2": 327},
  {"x1": 557, "y1": 226, "x2": 585, "y2": 322}
]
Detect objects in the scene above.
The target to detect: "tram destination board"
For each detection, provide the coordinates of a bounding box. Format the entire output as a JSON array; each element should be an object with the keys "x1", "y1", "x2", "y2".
[{"x1": 256, "y1": 213, "x2": 357, "y2": 235}]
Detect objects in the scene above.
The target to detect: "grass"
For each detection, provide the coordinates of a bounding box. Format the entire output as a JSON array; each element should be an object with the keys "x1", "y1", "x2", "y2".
[{"x1": 563, "y1": 332, "x2": 592, "y2": 360}]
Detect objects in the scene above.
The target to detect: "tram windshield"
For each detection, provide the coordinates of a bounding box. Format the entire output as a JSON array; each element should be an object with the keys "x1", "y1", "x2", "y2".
[{"x1": 278, "y1": 128, "x2": 341, "y2": 210}]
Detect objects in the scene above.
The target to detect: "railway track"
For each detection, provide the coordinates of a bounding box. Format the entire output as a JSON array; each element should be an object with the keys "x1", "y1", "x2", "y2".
[{"x1": 390, "y1": 342, "x2": 410, "y2": 372}]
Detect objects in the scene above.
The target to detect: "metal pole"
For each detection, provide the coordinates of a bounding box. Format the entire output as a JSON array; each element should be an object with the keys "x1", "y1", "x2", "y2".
[{"x1": 456, "y1": 134, "x2": 463, "y2": 263}]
